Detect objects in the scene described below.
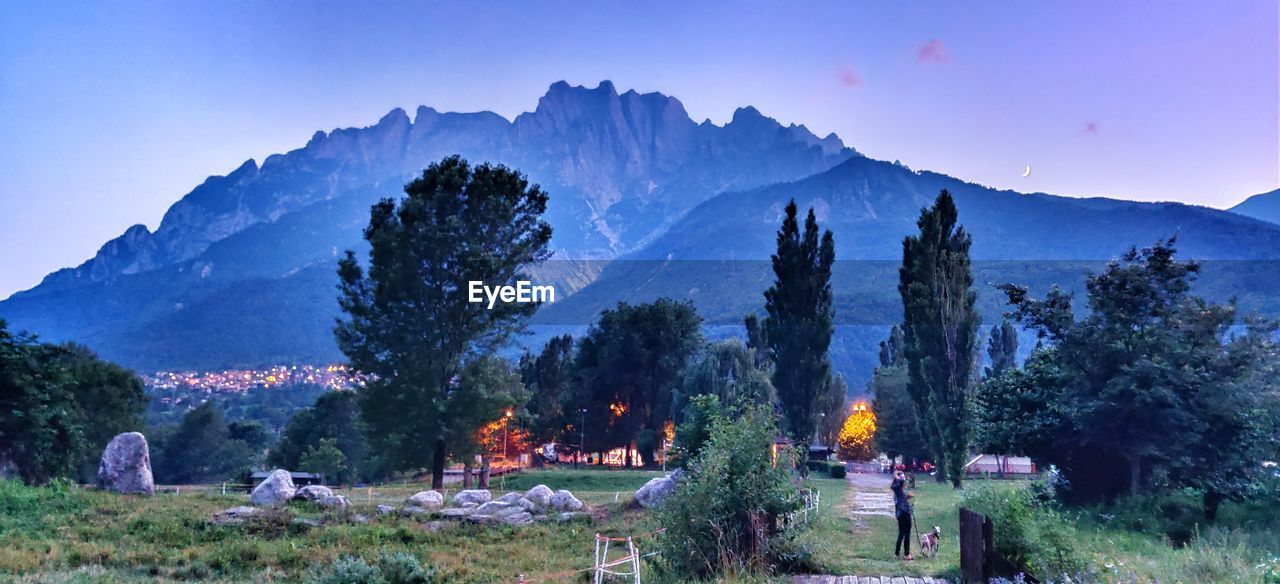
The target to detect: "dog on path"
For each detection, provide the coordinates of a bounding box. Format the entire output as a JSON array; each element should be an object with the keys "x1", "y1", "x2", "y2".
[{"x1": 919, "y1": 525, "x2": 941, "y2": 558}]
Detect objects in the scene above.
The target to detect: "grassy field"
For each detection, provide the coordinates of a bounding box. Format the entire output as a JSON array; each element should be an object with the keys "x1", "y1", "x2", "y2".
[
  {"x1": 793, "y1": 473, "x2": 1274, "y2": 583},
  {"x1": 1, "y1": 468, "x2": 1271, "y2": 582},
  {"x1": 0, "y1": 469, "x2": 666, "y2": 583},
  {"x1": 796, "y1": 476, "x2": 963, "y2": 580}
]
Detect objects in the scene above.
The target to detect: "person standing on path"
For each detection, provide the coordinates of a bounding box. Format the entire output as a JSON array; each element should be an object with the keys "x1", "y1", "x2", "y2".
[{"x1": 892, "y1": 470, "x2": 914, "y2": 560}]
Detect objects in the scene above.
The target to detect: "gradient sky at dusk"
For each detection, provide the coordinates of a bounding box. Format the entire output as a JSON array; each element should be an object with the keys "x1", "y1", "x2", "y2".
[{"x1": 1, "y1": 1, "x2": 1277, "y2": 298}]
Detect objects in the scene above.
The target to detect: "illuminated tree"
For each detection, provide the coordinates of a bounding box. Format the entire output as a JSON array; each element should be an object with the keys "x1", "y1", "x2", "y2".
[{"x1": 837, "y1": 402, "x2": 877, "y2": 461}]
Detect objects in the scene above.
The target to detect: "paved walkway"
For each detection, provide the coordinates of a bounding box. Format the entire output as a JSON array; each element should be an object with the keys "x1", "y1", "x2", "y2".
[{"x1": 793, "y1": 576, "x2": 950, "y2": 584}]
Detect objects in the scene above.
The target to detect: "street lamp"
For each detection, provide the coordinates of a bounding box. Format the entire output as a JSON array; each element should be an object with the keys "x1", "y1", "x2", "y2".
[
  {"x1": 579, "y1": 408, "x2": 587, "y2": 469},
  {"x1": 503, "y1": 409, "x2": 513, "y2": 466}
]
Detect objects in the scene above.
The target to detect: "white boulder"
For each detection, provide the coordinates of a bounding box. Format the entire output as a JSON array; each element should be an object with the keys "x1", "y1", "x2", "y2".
[
  {"x1": 550, "y1": 489, "x2": 584, "y2": 512},
  {"x1": 635, "y1": 469, "x2": 683, "y2": 509},
  {"x1": 451, "y1": 489, "x2": 492, "y2": 506},
  {"x1": 524, "y1": 484, "x2": 554, "y2": 509},
  {"x1": 294, "y1": 485, "x2": 333, "y2": 502},
  {"x1": 316, "y1": 495, "x2": 350, "y2": 510},
  {"x1": 406, "y1": 490, "x2": 444, "y2": 508},
  {"x1": 250, "y1": 469, "x2": 296, "y2": 506},
  {"x1": 96, "y1": 432, "x2": 155, "y2": 496}
]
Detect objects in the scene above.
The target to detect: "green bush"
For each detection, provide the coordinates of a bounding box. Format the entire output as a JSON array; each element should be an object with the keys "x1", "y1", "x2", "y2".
[
  {"x1": 655, "y1": 407, "x2": 804, "y2": 579},
  {"x1": 305, "y1": 552, "x2": 438, "y2": 584},
  {"x1": 377, "y1": 551, "x2": 438, "y2": 584},
  {"x1": 961, "y1": 484, "x2": 1083, "y2": 579},
  {"x1": 829, "y1": 464, "x2": 846, "y2": 479},
  {"x1": 306, "y1": 557, "x2": 383, "y2": 584},
  {"x1": 1100, "y1": 490, "x2": 1204, "y2": 546}
]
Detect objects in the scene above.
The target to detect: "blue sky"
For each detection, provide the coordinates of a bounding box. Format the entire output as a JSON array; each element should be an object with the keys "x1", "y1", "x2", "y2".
[{"x1": 1, "y1": 1, "x2": 1276, "y2": 298}]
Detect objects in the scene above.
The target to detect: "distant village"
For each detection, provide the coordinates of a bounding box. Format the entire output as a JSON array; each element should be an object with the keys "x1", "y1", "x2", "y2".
[{"x1": 143, "y1": 364, "x2": 364, "y2": 396}]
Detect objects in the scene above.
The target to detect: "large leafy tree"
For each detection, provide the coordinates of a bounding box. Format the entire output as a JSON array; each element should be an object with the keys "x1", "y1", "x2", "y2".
[
  {"x1": 680, "y1": 339, "x2": 774, "y2": 417},
  {"x1": 899, "y1": 190, "x2": 980, "y2": 488},
  {"x1": 518, "y1": 334, "x2": 575, "y2": 453},
  {"x1": 764, "y1": 199, "x2": 836, "y2": 475},
  {"x1": 871, "y1": 326, "x2": 930, "y2": 467},
  {"x1": 268, "y1": 390, "x2": 370, "y2": 482},
  {"x1": 998, "y1": 238, "x2": 1280, "y2": 507},
  {"x1": 444, "y1": 355, "x2": 523, "y2": 485},
  {"x1": 336, "y1": 156, "x2": 552, "y2": 488},
  {"x1": 152, "y1": 402, "x2": 257, "y2": 484},
  {"x1": 571, "y1": 299, "x2": 703, "y2": 467},
  {"x1": 0, "y1": 322, "x2": 146, "y2": 484}
]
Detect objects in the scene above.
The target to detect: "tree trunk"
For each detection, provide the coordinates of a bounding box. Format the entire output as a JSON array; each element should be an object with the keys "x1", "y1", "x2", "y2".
[
  {"x1": 1203, "y1": 491, "x2": 1224, "y2": 523},
  {"x1": 462, "y1": 461, "x2": 473, "y2": 489},
  {"x1": 479, "y1": 456, "x2": 491, "y2": 488},
  {"x1": 431, "y1": 438, "x2": 446, "y2": 490}
]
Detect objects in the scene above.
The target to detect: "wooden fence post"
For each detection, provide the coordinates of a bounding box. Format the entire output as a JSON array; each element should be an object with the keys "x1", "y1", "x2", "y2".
[{"x1": 959, "y1": 507, "x2": 988, "y2": 583}]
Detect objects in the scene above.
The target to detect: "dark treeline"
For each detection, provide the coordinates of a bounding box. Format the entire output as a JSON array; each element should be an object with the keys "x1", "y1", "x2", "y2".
[
  {"x1": 5, "y1": 155, "x2": 1274, "y2": 530},
  {"x1": 871, "y1": 191, "x2": 1280, "y2": 520},
  {"x1": 0, "y1": 321, "x2": 146, "y2": 485}
]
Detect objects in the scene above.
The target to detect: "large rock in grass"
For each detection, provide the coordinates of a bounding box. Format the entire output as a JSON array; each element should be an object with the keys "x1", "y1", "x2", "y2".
[
  {"x1": 294, "y1": 485, "x2": 333, "y2": 502},
  {"x1": 524, "y1": 484, "x2": 554, "y2": 510},
  {"x1": 212, "y1": 506, "x2": 260, "y2": 526},
  {"x1": 550, "y1": 489, "x2": 584, "y2": 512},
  {"x1": 97, "y1": 432, "x2": 155, "y2": 495},
  {"x1": 406, "y1": 490, "x2": 444, "y2": 508},
  {"x1": 451, "y1": 489, "x2": 491, "y2": 506},
  {"x1": 250, "y1": 469, "x2": 296, "y2": 506},
  {"x1": 635, "y1": 469, "x2": 684, "y2": 509},
  {"x1": 316, "y1": 495, "x2": 351, "y2": 510}
]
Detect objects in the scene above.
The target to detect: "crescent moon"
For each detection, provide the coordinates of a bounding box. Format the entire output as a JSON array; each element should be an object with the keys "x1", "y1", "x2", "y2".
[{"x1": 1022, "y1": 165, "x2": 1032, "y2": 177}]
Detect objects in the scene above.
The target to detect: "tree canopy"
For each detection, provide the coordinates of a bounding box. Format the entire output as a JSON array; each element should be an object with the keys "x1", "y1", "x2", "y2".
[
  {"x1": 335, "y1": 156, "x2": 552, "y2": 488},
  {"x1": 0, "y1": 322, "x2": 146, "y2": 484},
  {"x1": 991, "y1": 238, "x2": 1280, "y2": 511},
  {"x1": 570, "y1": 299, "x2": 703, "y2": 466},
  {"x1": 764, "y1": 199, "x2": 837, "y2": 474},
  {"x1": 899, "y1": 190, "x2": 980, "y2": 488}
]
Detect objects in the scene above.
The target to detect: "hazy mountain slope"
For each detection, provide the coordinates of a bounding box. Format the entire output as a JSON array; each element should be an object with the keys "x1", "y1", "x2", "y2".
[
  {"x1": 0, "y1": 81, "x2": 854, "y2": 370},
  {"x1": 1229, "y1": 187, "x2": 1280, "y2": 225},
  {"x1": 536, "y1": 156, "x2": 1280, "y2": 383}
]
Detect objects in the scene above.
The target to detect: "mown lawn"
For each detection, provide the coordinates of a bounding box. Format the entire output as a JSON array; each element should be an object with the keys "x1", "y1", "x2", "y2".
[
  {"x1": 797, "y1": 475, "x2": 962, "y2": 580},
  {"x1": 0, "y1": 469, "x2": 665, "y2": 583},
  {"x1": 796, "y1": 472, "x2": 1274, "y2": 583}
]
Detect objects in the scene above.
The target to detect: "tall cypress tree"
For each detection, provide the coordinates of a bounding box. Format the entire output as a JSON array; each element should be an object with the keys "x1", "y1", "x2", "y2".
[
  {"x1": 899, "y1": 190, "x2": 979, "y2": 488},
  {"x1": 764, "y1": 200, "x2": 835, "y2": 475}
]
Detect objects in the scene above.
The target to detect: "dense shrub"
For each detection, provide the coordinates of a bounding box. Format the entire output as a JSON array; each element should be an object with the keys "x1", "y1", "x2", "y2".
[
  {"x1": 655, "y1": 407, "x2": 804, "y2": 579},
  {"x1": 829, "y1": 464, "x2": 846, "y2": 479},
  {"x1": 961, "y1": 484, "x2": 1083, "y2": 579},
  {"x1": 305, "y1": 552, "x2": 437, "y2": 584}
]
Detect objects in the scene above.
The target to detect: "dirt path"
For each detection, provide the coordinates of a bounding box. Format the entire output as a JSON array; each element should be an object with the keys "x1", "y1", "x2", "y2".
[{"x1": 847, "y1": 471, "x2": 894, "y2": 517}]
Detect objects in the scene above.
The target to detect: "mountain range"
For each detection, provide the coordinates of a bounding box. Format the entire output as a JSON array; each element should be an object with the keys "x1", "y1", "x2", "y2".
[{"x1": 4, "y1": 81, "x2": 1280, "y2": 384}]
